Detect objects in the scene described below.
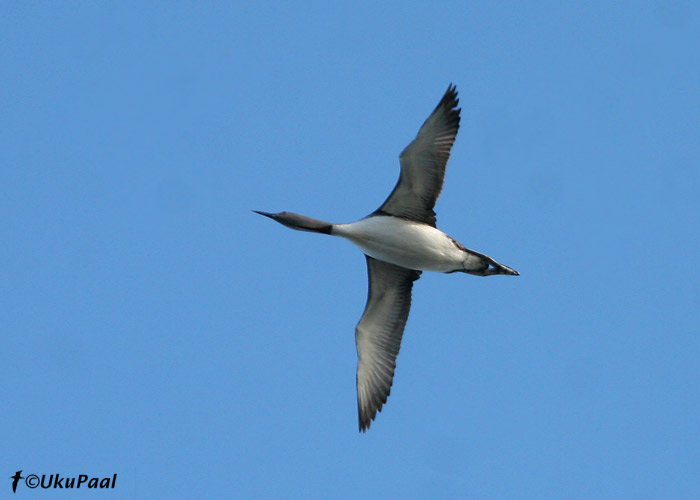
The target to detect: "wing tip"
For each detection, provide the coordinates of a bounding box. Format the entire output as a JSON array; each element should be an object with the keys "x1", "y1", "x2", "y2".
[
  {"x1": 359, "y1": 417, "x2": 370, "y2": 433},
  {"x1": 430, "y1": 83, "x2": 461, "y2": 133},
  {"x1": 358, "y1": 404, "x2": 383, "y2": 433},
  {"x1": 358, "y1": 399, "x2": 372, "y2": 432},
  {"x1": 440, "y1": 83, "x2": 460, "y2": 113},
  {"x1": 357, "y1": 379, "x2": 396, "y2": 433}
]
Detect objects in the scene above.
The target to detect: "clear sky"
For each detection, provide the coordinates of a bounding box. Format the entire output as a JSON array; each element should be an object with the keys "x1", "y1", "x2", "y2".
[{"x1": 2, "y1": 2, "x2": 699, "y2": 499}]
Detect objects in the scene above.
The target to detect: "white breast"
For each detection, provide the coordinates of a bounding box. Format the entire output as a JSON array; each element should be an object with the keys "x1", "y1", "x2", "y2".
[{"x1": 332, "y1": 216, "x2": 466, "y2": 272}]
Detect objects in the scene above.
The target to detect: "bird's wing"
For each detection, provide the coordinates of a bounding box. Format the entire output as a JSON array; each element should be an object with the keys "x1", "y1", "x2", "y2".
[
  {"x1": 356, "y1": 256, "x2": 421, "y2": 431},
  {"x1": 373, "y1": 84, "x2": 461, "y2": 227}
]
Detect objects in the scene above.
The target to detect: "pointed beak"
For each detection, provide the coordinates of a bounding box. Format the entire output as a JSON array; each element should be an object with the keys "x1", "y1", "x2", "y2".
[
  {"x1": 253, "y1": 210, "x2": 276, "y2": 220},
  {"x1": 502, "y1": 266, "x2": 519, "y2": 276}
]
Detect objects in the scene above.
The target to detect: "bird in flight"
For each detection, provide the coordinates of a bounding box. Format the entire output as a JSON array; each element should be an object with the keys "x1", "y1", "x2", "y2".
[{"x1": 256, "y1": 84, "x2": 518, "y2": 431}]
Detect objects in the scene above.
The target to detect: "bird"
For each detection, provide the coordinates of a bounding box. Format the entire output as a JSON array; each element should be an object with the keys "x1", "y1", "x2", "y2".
[{"x1": 255, "y1": 84, "x2": 518, "y2": 431}]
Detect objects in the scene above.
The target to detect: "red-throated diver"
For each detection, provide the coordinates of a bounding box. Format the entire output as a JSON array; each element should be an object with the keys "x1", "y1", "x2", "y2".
[{"x1": 255, "y1": 85, "x2": 518, "y2": 432}]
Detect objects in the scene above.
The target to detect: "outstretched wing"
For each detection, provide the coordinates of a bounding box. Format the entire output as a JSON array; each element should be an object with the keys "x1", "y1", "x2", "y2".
[
  {"x1": 373, "y1": 84, "x2": 461, "y2": 227},
  {"x1": 355, "y1": 256, "x2": 421, "y2": 432}
]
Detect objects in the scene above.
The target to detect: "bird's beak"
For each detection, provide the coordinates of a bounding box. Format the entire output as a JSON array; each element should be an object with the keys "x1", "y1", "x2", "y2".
[{"x1": 253, "y1": 210, "x2": 276, "y2": 220}]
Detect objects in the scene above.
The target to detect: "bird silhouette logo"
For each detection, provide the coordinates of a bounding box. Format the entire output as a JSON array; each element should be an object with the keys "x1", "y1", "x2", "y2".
[{"x1": 10, "y1": 471, "x2": 23, "y2": 493}]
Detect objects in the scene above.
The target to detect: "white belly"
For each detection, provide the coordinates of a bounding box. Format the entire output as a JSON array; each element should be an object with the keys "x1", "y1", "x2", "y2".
[{"x1": 332, "y1": 216, "x2": 467, "y2": 272}]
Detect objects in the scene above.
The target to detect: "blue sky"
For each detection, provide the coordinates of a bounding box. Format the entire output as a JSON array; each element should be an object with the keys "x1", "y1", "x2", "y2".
[{"x1": 2, "y1": 2, "x2": 699, "y2": 499}]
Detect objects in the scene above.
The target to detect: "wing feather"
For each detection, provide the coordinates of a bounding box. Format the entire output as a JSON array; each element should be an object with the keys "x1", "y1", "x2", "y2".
[
  {"x1": 373, "y1": 84, "x2": 461, "y2": 227},
  {"x1": 355, "y1": 256, "x2": 421, "y2": 431}
]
